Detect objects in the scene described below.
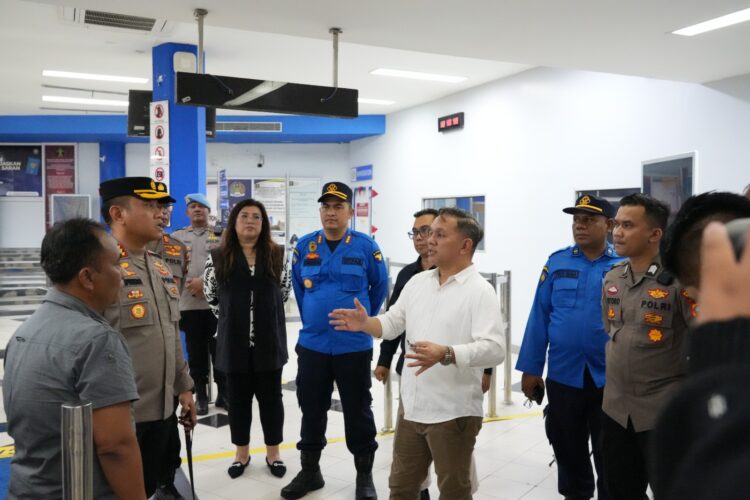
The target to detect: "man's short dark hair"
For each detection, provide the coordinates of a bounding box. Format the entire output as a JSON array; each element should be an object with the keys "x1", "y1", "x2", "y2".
[
  {"x1": 619, "y1": 193, "x2": 670, "y2": 230},
  {"x1": 101, "y1": 195, "x2": 131, "y2": 224},
  {"x1": 413, "y1": 208, "x2": 438, "y2": 219},
  {"x1": 662, "y1": 192, "x2": 750, "y2": 287},
  {"x1": 437, "y1": 207, "x2": 484, "y2": 254},
  {"x1": 41, "y1": 218, "x2": 107, "y2": 285}
]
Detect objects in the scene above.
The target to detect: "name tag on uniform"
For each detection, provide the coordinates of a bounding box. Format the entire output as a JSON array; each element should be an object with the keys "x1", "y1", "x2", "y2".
[
  {"x1": 553, "y1": 269, "x2": 579, "y2": 279},
  {"x1": 342, "y1": 257, "x2": 363, "y2": 266}
]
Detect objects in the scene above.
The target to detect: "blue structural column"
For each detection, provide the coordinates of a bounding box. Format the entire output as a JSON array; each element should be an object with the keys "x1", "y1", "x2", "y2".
[
  {"x1": 99, "y1": 142, "x2": 125, "y2": 182},
  {"x1": 152, "y1": 43, "x2": 206, "y2": 230}
]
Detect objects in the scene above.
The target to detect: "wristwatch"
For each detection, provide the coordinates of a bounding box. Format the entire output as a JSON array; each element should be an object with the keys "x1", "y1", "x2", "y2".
[{"x1": 440, "y1": 346, "x2": 454, "y2": 366}]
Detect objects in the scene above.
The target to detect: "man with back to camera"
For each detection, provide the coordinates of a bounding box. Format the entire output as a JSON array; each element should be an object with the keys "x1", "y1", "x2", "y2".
[
  {"x1": 601, "y1": 193, "x2": 693, "y2": 500},
  {"x1": 516, "y1": 194, "x2": 622, "y2": 500},
  {"x1": 3, "y1": 218, "x2": 145, "y2": 499},
  {"x1": 100, "y1": 176, "x2": 197, "y2": 497},
  {"x1": 282, "y1": 181, "x2": 389, "y2": 500},
  {"x1": 374, "y1": 207, "x2": 491, "y2": 500},
  {"x1": 329, "y1": 207, "x2": 505, "y2": 500},
  {"x1": 172, "y1": 193, "x2": 225, "y2": 415}
]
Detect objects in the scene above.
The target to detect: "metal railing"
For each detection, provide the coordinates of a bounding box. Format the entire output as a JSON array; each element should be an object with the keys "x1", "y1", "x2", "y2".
[
  {"x1": 381, "y1": 260, "x2": 512, "y2": 431},
  {"x1": 61, "y1": 402, "x2": 93, "y2": 500}
]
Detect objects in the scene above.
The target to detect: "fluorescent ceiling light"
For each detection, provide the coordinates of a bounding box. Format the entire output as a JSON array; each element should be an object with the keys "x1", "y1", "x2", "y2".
[
  {"x1": 358, "y1": 97, "x2": 396, "y2": 105},
  {"x1": 42, "y1": 70, "x2": 149, "y2": 84},
  {"x1": 370, "y1": 68, "x2": 467, "y2": 83},
  {"x1": 672, "y1": 7, "x2": 750, "y2": 36},
  {"x1": 42, "y1": 95, "x2": 129, "y2": 107},
  {"x1": 224, "y1": 81, "x2": 287, "y2": 106}
]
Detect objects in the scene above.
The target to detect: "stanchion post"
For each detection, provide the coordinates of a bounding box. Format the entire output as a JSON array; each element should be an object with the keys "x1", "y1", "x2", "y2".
[
  {"x1": 487, "y1": 273, "x2": 499, "y2": 417},
  {"x1": 61, "y1": 402, "x2": 93, "y2": 500},
  {"x1": 383, "y1": 376, "x2": 394, "y2": 432},
  {"x1": 503, "y1": 270, "x2": 513, "y2": 405}
]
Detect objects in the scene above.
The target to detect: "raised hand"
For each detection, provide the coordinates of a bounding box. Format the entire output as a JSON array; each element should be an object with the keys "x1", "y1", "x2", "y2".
[{"x1": 329, "y1": 297, "x2": 369, "y2": 332}]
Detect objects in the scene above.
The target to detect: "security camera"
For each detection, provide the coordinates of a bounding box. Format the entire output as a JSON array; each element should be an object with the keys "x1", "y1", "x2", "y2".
[{"x1": 257, "y1": 154, "x2": 265, "y2": 168}]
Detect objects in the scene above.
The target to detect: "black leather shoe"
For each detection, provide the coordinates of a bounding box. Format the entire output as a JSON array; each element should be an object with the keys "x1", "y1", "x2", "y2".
[
  {"x1": 227, "y1": 457, "x2": 250, "y2": 479},
  {"x1": 354, "y1": 451, "x2": 377, "y2": 500},
  {"x1": 196, "y1": 384, "x2": 209, "y2": 416},
  {"x1": 266, "y1": 458, "x2": 287, "y2": 478}
]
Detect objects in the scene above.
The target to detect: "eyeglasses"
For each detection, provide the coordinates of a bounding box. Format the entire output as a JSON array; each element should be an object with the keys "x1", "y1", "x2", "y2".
[{"x1": 407, "y1": 227, "x2": 433, "y2": 239}]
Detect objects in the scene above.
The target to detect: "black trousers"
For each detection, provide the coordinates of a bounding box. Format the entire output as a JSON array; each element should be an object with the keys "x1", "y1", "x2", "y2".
[
  {"x1": 135, "y1": 417, "x2": 173, "y2": 497},
  {"x1": 158, "y1": 398, "x2": 182, "y2": 487},
  {"x1": 179, "y1": 309, "x2": 221, "y2": 389},
  {"x1": 602, "y1": 413, "x2": 651, "y2": 500},
  {"x1": 545, "y1": 368, "x2": 608, "y2": 500},
  {"x1": 226, "y1": 361, "x2": 284, "y2": 447},
  {"x1": 295, "y1": 345, "x2": 378, "y2": 456}
]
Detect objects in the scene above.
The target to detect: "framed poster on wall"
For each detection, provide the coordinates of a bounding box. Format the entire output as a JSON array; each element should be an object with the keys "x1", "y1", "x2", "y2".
[
  {"x1": 642, "y1": 153, "x2": 694, "y2": 222},
  {"x1": 0, "y1": 144, "x2": 43, "y2": 196},
  {"x1": 44, "y1": 144, "x2": 76, "y2": 227},
  {"x1": 423, "y1": 195, "x2": 486, "y2": 251}
]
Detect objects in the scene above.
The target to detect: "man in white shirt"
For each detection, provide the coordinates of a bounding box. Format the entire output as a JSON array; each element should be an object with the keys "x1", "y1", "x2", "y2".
[{"x1": 330, "y1": 207, "x2": 505, "y2": 500}]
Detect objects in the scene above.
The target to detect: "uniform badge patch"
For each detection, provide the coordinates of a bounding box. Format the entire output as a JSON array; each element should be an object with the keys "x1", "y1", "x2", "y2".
[
  {"x1": 606, "y1": 285, "x2": 619, "y2": 296},
  {"x1": 309, "y1": 241, "x2": 318, "y2": 252},
  {"x1": 372, "y1": 250, "x2": 383, "y2": 262},
  {"x1": 648, "y1": 288, "x2": 670, "y2": 299},
  {"x1": 127, "y1": 289, "x2": 144, "y2": 300},
  {"x1": 303, "y1": 278, "x2": 313, "y2": 289},
  {"x1": 130, "y1": 303, "x2": 146, "y2": 319},
  {"x1": 607, "y1": 308, "x2": 615, "y2": 320},
  {"x1": 306, "y1": 252, "x2": 320, "y2": 260},
  {"x1": 648, "y1": 329, "x2": 663, "y2": 343},
  {"x1": 644, "y1": 313, "x2": 664, "y2": 325},
  {"x1": 540, "y1": 266, "x2": 549, "y2": 284},
  {"x1": 170, "y1": 286, "x2": 179, "y2": 296},
  {"x1": 345, "y1": 235, "x2": 352, "y2": 244}
]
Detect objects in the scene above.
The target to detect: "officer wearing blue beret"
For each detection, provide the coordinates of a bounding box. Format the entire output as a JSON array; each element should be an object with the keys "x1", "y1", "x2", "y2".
[
  {"x1": 516, "y1": 194, "x2": 624, "y2": 500},
  {"x1": 282, "y1": 182, "x2": 388, "y2": 500}
]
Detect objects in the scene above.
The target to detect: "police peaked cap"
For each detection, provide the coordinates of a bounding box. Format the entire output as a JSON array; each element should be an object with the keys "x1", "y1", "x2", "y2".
[{"x1": 99, "y1": 177, "x2": 176, "y2": 204}]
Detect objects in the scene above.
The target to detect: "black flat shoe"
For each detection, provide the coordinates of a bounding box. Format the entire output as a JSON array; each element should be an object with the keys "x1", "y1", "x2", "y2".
[
  {"x1": 266, "y1": 458, "x2": 287, "y2": 478},
  {"x1": 227, "y1": 458, "x2": 250, "y2": 479}
]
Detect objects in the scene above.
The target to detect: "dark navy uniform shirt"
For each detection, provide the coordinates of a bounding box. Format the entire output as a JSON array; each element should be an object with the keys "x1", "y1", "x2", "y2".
[
  {"x1": 516, "y1": 243, "x2": 624, "y2": 388},
  {"x1": 292, "y1": 228, "x2": 388, "y2": 355}
]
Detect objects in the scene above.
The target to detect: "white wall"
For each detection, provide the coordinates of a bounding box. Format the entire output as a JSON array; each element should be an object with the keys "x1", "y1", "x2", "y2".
[
  {"x1": 126, "y1": 142, "x2": 350, "y2": 182},
  {"x1": 349, "y1": 67, "x2": 750, "y2": 347}
]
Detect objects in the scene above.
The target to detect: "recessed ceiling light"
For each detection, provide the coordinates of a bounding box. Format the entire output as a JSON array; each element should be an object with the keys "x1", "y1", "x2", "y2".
[
  {"x1": 42, "y1": 70, "x2": 149, "y2": 84},
  {"x1": 42, "y1": 95, "x2": 129, "y2": 107},
  {"x1": 672, "y1": 7, "x2": 750, "y2": 36},
  {"x1": 370, "y1": 68, "x2": 467, "y2": 83},
  {"x1": 358, "y1": 97, "x2": 396, "y2": 105}
]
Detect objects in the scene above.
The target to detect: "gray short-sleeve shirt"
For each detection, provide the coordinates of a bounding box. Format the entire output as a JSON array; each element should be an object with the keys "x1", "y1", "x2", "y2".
[{"x1": 2, "y1": 288, "x2": 139, "y2": 499}]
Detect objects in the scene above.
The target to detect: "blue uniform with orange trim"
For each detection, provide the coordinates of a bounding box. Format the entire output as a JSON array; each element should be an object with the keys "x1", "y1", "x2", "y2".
[{"x1": 292, "y1": 228, "x2": 388, "y2": 355}]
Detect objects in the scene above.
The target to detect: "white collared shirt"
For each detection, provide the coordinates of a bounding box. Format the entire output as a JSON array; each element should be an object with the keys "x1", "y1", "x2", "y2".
[{"x1": 379, "y1": 264, "x2": 506, "y2": 424}]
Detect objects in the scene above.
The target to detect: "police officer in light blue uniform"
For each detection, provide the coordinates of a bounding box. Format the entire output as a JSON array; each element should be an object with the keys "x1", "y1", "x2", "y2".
[
  {"x1": 282, "y1": 181, "x2": 388, "y2": 500},
  {"x1": 516, "y1": 194, "x2": 624, "y2": 500}
]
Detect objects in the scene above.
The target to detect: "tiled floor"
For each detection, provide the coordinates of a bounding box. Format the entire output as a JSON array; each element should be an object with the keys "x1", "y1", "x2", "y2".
[{"x1": 0, "y1": 315, "x2": 572, "y2": 500}]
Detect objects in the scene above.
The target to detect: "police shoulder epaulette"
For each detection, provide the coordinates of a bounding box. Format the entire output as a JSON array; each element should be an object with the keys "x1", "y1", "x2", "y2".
[
  {"x1": 656, "y1": 270, "x2": 674, "y2": 286},
  {"x1": 611, "y1": 260, "x2": 628, "y2": 268},
  {"x1": 548, "y1": 246, "x2": 572, "y2": 259}
]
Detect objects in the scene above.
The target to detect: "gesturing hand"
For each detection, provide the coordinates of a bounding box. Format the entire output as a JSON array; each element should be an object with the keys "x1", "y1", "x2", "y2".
[
  {"x1": 697, "y1": 221, "x2": 750, "y2": 324},
  {"x1": 329, "y1": 298, "x2": 369, "y2": 332},
  {"x1": 404, "y1": 341, "x2": 446, "y2": 375}
]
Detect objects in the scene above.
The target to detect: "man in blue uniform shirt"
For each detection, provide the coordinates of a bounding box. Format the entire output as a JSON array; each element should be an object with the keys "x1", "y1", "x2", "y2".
[
  {"x1": 282, "y1": 181, "x2": 388, "y2": 500},
  {"x1": 516, "y1": 194, "x2": 623, "y2": 500}
]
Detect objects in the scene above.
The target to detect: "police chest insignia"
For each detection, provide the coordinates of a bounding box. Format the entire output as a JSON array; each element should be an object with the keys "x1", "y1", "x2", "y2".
[
  {"x1": 309, "y1": 241, "x2": 317, "y2": 252},
  {"x1": 648, "y1": 329, "x2": 663, "y2": 343},
  {"x1": 127, "y1": 289, "x2": 144, "y2": 300},
  {"x1": 373, "y1": 250, "x2": 383, "y2": 262},
  {"x1": 117, "y1": 244, "x2": 128, "y2": 258},
  {"x1": 644, "y1": 313, "x2": 664, "y2": 325},
  {"x1": 606, "y1": 285, "x2": 619, "y2": 296},
  {"x1": 307, "y1": 252, "x2": 320, "y2": 260},
  {"x1": 648, "y1": 288, "x2": 670, "y2": 299},
  {"x1": 607, "y1": 308, "x2": 615, "y2": 320},
  {"x1": 170, "y1": 286, "x2": 179, "y2": 295},
  {"x1": 303, "y1": 278, "x2": 313, "y2": 289},
  {"x1": 130, "y1": 303, "x2": 146, "y2": 319}
]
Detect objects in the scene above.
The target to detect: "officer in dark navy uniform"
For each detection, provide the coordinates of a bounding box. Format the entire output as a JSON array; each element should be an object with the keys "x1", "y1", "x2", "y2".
[
  {"x1": 516, "y1": 194, "x2": 623, "y2": 500},
  {"x1": 282, "y1": 182, "x2": 388, "y2": 500}
]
